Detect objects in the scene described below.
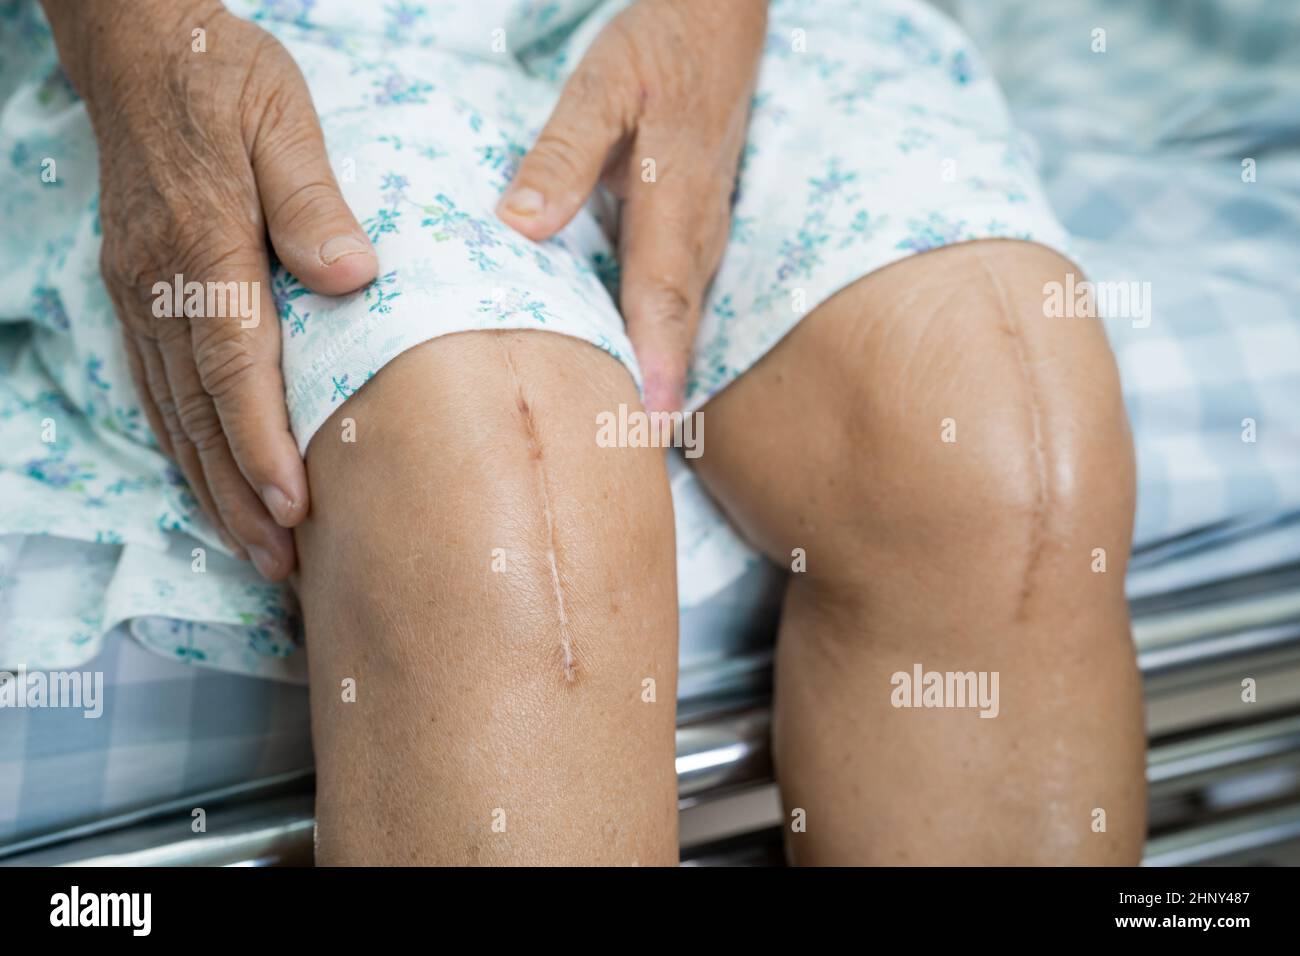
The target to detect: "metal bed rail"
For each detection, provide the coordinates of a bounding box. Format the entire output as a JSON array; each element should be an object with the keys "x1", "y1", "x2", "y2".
[
  {"x1": 5, "y1": 699, "x2": 1300, "y2": 866},
  {"x1": 5, "y1": 567, "x2": 1300, "y2": 866}
]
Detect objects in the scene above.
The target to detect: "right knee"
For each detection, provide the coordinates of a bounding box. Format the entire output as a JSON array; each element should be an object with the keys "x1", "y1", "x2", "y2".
[{"x1": 294, "y1": 330, "x2": 677, "y2": 682}]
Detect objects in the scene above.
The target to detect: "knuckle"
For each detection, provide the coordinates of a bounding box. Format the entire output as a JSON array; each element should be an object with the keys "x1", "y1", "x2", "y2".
[
  {"x1": 153, "y1": 387, "x2": 178, "y2": 419},
  {"x1": 240, "y1": 36, "x2": 300, "y2": 127},
  {"x1": 570, "y1": 63, "x2": 609, "y2": 107},
  {"x1": 157, "y1": 406, "x2": 190, "y2": 452},
  {"x1": 155, "y1": 315, "x2": 191, "y2": 348},
  {"x1": 173, "y1": 230, "x2": 258, "y2": 282},
  {"x1": 101, "y1": 241, "x2": 160, "y2": 305},
  {"x1": 154, "y1": 393, "x2": 184, "y2": 437},
  {"x1": 611, "y1": 12, "x2": 695, "y2": 107},
  {"x1": 640, "y1": 283, "x2": 693, "y2": 324},
  {"x1": 532, "y1": 130, "x2": 596, "y2": 187},
  {"x1": 103, "y1": 198, "x2": 246, "y2": 289},
  {"x1": 175, "y1": 392, "x2": 224, "y2": 451},
  {"x1": 266, "y1": 179, "x2": 341, "y2": 234},
  {"x1": 192, "y1": 326, "x2": 259, "y2": 398},
  {"x1": 569, "y1": 60, "x2": 629, "y2": 126}
]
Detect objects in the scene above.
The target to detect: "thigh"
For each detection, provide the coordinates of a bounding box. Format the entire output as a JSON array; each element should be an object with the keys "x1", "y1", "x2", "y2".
[
  {"x1": 683, "y1": 0, "x2": 1075, "y2": 415},
  {"x1": 294, "y1": 329, "x2": 679, "y2": 865}
]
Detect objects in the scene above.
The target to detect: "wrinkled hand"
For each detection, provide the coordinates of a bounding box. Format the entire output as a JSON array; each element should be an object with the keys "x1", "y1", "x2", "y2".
[
  {"x1": 497, "y1": 0, "x2": 767, "y2": 414},
  {"x1": 43, "y1": 0, "x2": 377, "y2": 580}
]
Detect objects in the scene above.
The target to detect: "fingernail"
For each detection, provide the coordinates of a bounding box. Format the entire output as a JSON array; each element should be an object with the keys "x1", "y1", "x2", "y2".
[
  {"x1": 261, "y1": 484, "x2": 297, "y2": 525},
  {"x1": 500, "y1": 186, "x2": 545, "y2": 218},
  {"x1": 319, "y1": 234, "x2": 371, "y2": 265},
  {"x1": 248, "y1": 545, "x2": 278, "y2": 580}
]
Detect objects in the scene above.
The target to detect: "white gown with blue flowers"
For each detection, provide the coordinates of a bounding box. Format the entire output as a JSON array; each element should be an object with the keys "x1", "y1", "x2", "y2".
[{"x1": 0, "y1": 0, "x2": 1069, "y2": 680}]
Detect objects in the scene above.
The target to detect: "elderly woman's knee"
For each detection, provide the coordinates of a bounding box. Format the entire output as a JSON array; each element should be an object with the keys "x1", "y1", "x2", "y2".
[
  {"x1": 780, "y1": 242, "x2": 1136, "y2": 600},
  {"x1": 294, "y1": 330, "x2": 676, "y2": 673}
]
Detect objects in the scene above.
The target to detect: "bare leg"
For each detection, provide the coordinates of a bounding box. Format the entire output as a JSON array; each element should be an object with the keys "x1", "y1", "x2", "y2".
[
  {"x1": 295, "y1": 330, "x2": 679, "y2": 865},
  {"x1": 693, "y1": 240, "x2": 1147, "y2": 864}
]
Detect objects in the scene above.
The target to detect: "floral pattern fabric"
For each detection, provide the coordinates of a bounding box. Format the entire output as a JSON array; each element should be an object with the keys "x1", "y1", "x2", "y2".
[{"x1": 0, "y1": 0, "x2": 1069, "y2": 681}]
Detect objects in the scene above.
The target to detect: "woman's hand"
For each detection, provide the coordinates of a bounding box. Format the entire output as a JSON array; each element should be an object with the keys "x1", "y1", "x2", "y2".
[
  {"x1": 42, "y1": 0, "x2": 377, "y2": 580},
  {"x1": 497, "y1": 0, "x2": 767, "y2": 414}
]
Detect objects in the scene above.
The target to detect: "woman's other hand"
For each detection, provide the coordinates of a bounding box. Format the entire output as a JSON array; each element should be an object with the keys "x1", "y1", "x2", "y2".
[{"x1": 497, "y1": 0, "x2": 768, "y2": 415}]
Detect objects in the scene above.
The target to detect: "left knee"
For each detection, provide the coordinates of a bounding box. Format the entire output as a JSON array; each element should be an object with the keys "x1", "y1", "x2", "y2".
[{"x1": 792, "y1": 241, "x2": 1136, "y2": 606}]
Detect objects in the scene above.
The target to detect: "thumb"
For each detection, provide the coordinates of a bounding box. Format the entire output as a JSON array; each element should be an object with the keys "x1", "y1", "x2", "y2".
[
  {"x1": 250, "y1": 77, "x2": 378, "y2": 295},
  {"x1": 497, "y1": 61, "x2": 632, "y2": 242}
]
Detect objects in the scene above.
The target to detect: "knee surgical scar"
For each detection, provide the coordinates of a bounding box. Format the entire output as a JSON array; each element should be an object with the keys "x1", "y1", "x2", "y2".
[
  {"x1": 974, "y1": 250, "x2": 1048, "y2": 619},
  {"x1": 499, "y1": 341, "x2": 580, "y2": 683}
]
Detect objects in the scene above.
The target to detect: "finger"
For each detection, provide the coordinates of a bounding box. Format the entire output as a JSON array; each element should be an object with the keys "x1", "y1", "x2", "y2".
[
  {"x1": 120, "y1": 326, "x2": 173, "y2": 461},
  {"x1": 250, "y1": 72, "x2": 378, "y2": 296},
  {"x1": 197, "y1": 429, "x2": 295, "y2": 582},
  {"x1": 496, "y1": 55, "x2": 634, "y2": 242},
  {"x1": 219, "y1": 273, "x2": 308, "y2": 532},
  {"x1": 618, "y1": 157, "x2": 729, "y2": 415},
  {"x1": 198, "y1": 429, "x2": 293, "y2": 581},
  {"x1": 157, "y1": 313, "x2": 295, "y2": 581},
  {"x1": 135, "y1": 330, "x2": 238, "y2": 553},
  {"x1": 188, "y1": 258, "x2": 309, "y2": 534},
  {"x1": 108, "y1": 282, "x2": 236, "y2": 548}
]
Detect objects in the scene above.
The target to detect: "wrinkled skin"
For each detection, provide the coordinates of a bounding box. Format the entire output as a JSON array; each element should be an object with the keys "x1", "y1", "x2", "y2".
[
  {"x1": 38, "y1": 0, "x2": 1148, "y2": 867},
  {"x1": 42, "y1": 0, "x2": 379, "y2": 579},
  {"x1": 497, "y1": 0, "x2": 768, "y2": 414},
  {"x1": 45, "y1": 0, "x2": 766, "y2": 577}
]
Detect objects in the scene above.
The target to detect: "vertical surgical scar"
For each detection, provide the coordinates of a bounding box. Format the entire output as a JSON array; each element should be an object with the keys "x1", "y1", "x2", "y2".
[{"x1": 499, "y1": 341, "x2": 579, "y2": 682}]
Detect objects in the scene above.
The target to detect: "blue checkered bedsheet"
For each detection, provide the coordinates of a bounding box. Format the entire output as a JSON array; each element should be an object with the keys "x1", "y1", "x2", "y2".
[{"x1": 952, "y1": 0, "x2": 1300, "y2": 545}]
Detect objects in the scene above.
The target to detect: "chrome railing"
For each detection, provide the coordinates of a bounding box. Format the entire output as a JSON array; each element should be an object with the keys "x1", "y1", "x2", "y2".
[{"x1": 5, "y1": 565, "x2": 1300, "y2": 867}]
